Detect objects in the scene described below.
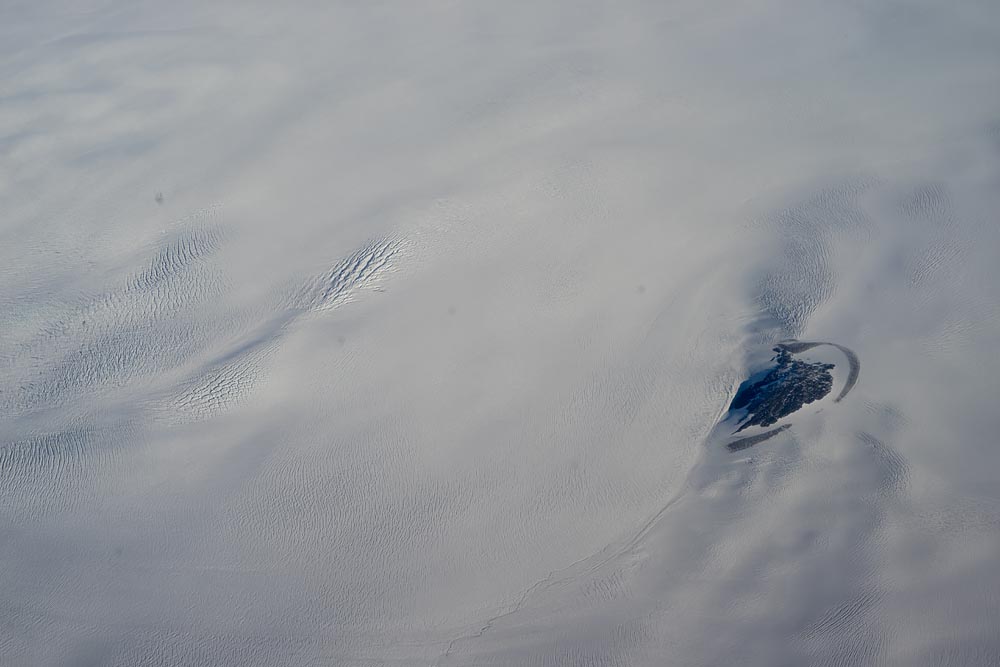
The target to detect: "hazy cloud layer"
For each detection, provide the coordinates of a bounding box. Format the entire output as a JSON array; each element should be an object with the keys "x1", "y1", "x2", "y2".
[{"x1": 3, "y1": 1, "x2": 1000, "y2": 665}]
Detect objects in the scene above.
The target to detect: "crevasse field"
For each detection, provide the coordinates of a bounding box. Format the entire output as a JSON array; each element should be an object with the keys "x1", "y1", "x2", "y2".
[{"x1": 3, "y1": 2, "x2": 1000, "y2": 665}]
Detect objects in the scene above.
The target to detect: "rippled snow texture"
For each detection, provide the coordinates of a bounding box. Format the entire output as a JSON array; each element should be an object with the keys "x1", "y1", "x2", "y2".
[{"x1": 3, "y1": 1, "x2": 1000, "y2": 665}]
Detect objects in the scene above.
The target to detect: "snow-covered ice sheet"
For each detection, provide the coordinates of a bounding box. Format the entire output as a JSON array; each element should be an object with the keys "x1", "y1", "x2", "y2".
[{"x1": 2, "y1": 1, "x2": 1000, "y2": 665}]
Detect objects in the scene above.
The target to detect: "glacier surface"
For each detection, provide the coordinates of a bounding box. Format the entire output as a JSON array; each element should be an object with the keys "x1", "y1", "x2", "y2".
[{"x1": 3, "y1": 1, "x2": 1000, "y2": 665}]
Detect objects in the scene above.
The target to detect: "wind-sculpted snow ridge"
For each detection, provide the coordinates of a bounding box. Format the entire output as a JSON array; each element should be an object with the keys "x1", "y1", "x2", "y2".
[
  {"x1": 127, "y1": 226, "x2": 226, "y2": 295},
  {"x1": 1, "y1": 428, "x2": 93, "y2": 498},
  {"x1": 170, "y1": 344, "x2": 274, "y2": 419},
  {"x1": 3, "y1": 200, "x2": 404, "y2": 469},
  {"x1": 0, "y1": 209, "x2": 228, "y2": 422},
  {"x1": 168, "y1": 237, "x2": 405, "y2": 420},
  {"x1": 752, "y1": 179, "x2": 877, "y2": 341},
  {"x1": 0, "y1": 419, "x2": 138, "y2": 522},
  {"x1": 292, "y1": 238, "x2": 405, "y2": 312}
]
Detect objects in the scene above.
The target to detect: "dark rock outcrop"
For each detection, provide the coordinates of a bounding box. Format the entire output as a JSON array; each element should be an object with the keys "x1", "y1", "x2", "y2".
[{"x1": 729, "y1": 347, "x2": 834, "y2": 432}]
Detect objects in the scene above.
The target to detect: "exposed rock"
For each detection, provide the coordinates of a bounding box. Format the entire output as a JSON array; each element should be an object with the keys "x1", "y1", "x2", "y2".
[{"x1": 730, "y1": 347, "x2": 834, "y2": 432}]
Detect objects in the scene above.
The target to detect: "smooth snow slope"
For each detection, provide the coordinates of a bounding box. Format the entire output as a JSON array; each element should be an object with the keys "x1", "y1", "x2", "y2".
[{"x1": 2, "y1": 1, "x2": 1000, "y2": 665}]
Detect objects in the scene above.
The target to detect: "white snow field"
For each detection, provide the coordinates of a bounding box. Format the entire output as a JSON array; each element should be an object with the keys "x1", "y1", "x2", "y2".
[{"x1": 3, "y1": 1, "x2": 1000, "y2": 665}]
